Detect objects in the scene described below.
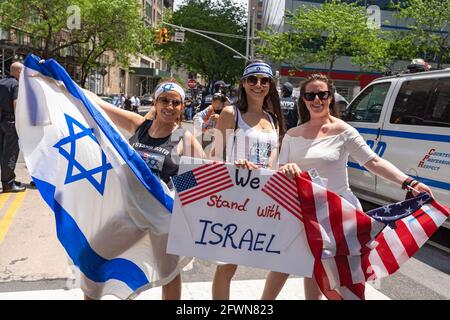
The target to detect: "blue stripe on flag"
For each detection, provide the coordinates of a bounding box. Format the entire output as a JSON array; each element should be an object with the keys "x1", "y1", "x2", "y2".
[
  {"x1": 33, "y1": 177, "x2": 149, "y2": 291},
  {"x1": 24, "y1": 54, "x2": 173, "y2": 212}
]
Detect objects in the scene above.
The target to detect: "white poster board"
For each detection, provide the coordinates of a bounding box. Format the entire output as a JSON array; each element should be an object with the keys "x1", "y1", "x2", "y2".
[{"x1": 167, "y1": 157, "x2": 314, "y2": 277}]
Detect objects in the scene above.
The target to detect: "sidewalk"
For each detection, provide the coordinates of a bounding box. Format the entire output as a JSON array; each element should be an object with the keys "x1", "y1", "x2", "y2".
[{"x1": 0, "y1": 278, "x2": 389, "y2": 300}]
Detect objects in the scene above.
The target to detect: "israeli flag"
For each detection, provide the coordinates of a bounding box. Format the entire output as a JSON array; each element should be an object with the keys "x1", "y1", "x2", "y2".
[{"x1": 16, "y1": 55, "x2": 188, "y2": 299}]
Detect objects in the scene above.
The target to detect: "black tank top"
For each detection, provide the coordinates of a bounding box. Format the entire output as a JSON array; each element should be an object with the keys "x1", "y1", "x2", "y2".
[{"x1": 129, "y1": 119, "x2": 186, "y2": 186}]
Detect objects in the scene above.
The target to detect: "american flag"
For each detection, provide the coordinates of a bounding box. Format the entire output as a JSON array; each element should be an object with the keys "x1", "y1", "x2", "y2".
[
  {"x1": 172, "y1": 162, "x2": 234, "y2": 206},
  {"x1": 261, "y1": 171, "x2": 303, "y2": 221},
  {"x1": 295, "y1": 172, "x2": 450, "y2": 300}
]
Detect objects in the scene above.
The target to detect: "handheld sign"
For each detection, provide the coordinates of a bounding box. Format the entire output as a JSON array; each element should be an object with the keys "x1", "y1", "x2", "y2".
[{"x1": 167, "y1": 157, "x2": 314, "y2": 276}]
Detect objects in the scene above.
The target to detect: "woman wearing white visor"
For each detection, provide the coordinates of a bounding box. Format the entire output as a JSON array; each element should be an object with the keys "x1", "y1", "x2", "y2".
[{"x1": 210, "y1": 60, "x2": 285, "y2": 299}]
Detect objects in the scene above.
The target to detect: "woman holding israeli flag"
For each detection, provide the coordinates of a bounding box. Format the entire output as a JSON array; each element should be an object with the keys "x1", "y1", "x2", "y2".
[
  {"x1": 85, "y1": 80, "x2": 205, "y2": 299},
  {"x1": 209, "y1": 60, "x2": 285, "y2": 299}
]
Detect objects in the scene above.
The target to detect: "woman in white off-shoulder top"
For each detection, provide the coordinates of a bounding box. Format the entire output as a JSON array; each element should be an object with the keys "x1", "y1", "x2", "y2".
[{"x1": 261, "y1": 74, "x2": 432, "y2": 300}]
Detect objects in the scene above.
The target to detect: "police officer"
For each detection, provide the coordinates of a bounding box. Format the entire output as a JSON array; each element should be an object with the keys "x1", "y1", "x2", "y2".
[
  {"x1": 200, "y1": 80, "x2": 230, "y2": 111},
  {"x1": 0, "y1": 62, "x2": 25, "y2": 192},
  {"x1": 280, "y1": 82, "x2": 299, "y2": 130}
]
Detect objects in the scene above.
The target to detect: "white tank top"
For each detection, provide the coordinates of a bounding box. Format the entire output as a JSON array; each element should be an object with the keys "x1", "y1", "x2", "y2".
[{"x1": 226, "y1": 107, "x2": 279, "y2": 167}]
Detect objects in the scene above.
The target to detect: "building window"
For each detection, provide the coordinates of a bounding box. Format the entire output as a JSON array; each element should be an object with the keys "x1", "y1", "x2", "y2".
[
  {"x1": 140, "y1": 58, "x2": 151, "y2": 68},
  {"x1": 145, "y1": 1, "x2": 152, "y2": 24}
]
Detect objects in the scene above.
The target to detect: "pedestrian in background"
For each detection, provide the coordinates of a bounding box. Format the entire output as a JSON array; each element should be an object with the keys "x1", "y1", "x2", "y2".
[
  {"x1": 210, "y1": 60, "x2": 285, "y2": 299},
  {"x1": 120, "y1": 94, "x2": 126, "y2": 108},
  {"x1": 0, "y1": 62, "x2": 26, "y2": 193},
  {"x1": 280, "y1": 81, "x2": 299, "y2": 130},
  {"x1": 135, "y1": 95, "x2": 141, "y2": 112},
  {"x1": 124, "y1": 96, "x2": 132, "y2": 111},
  {"x1": 130, "y1": 95, "x2": 137, "y2": 113},
  {"x1": 184, "y1": 97, "x2": 194, "y2": 121}
]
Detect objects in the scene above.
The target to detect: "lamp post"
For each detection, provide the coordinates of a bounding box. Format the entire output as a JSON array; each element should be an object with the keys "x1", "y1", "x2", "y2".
[{"x1": 246, "y1": 0, "x2": 251, "y2": 60}]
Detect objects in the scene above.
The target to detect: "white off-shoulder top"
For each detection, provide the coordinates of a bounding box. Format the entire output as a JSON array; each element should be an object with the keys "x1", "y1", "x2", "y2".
[{"x1": 279, "y1": 127, "x2": 377, "y2": 196}]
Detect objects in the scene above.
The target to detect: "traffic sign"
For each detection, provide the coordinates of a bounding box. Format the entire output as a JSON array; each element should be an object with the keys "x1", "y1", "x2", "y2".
[
  {"x1": 174, "y1": 31, "x2": 185, "y2": 43},
  {"x1": 187, "y1": 79, "x2": 197, "y2": 89}
]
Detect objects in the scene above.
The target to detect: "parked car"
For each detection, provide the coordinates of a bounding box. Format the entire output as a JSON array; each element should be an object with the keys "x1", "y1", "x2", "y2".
[
  {"x1": 140, "y1": 94, "x2": 153, "y2": 106},
  {"x1": 98, "y1": 96, "x2": 114, "y2": 104},
  {"x1": 343, "y1": 68, "x2": 450, "y2": 229}
]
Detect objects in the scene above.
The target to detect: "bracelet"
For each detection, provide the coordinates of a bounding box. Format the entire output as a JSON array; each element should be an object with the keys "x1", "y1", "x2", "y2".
[
  {"x1": 401, "y1": 177, "x2": 414, "y2": 190},
  {"x1": 410, "y1": 180, "x2": 420, "y2": 188}
]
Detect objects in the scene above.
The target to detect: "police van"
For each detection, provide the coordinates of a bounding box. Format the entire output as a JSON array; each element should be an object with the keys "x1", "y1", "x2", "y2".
[{"x1": 343, "y1": 69, "x2": 450, "y2": 230}]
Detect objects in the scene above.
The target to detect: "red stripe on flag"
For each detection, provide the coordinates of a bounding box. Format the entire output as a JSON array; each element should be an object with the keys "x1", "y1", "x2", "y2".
[
  {"x1": 414, "y1": 208, "x2": 439, "y2": 238},
  {"x1": 361, "y1": 252, "x2": 373, "y2": 281},
  {"x1": 261, "y1": 182, "x2": 301, "y2": 213},
  {"x1": 327, "y1": 192, "x2": 350, "y2": 256},
  {"x1": 181, "y1": 182, "x2": 234, "y2": 206},
  {"x1": 394, "y1": 220, "x2": 419, "y2": 258},
  {"x1": 191, "y1": 162, "x2": 222, "y2": 174},
  {"x1": 346, "y1": 283, "x2": 365, "y2": 300},
  {"x1": 261, "y1": 187, "x2": 303, "y2": 221},
  {"x1": 334, "y1": 256, "x2": 353, "y2": 287},
  {"x1": 314, "y1": 261, "x2": 344, "y2": 300},
  {"x1": 296, "y1": 175, "x2": 323, "y2": 258},
  {"x1": 195, "y1": 167, "x2": 229, "y2": 184},
  {"x1": 263, "y1": 179, "x2": 300, "y2": 211},
  {"x1": 430, "y1": 201, "x2": 450, "y2": 218},
  {"x1": 271, "y1": 175, "x2": 298, "y2": 200},
  {"x1": 194, "y1": 165, "x2": 227, "y2": 181},
  {"x1": 180, "y1": 176, "x2": 230, "y2": 200},
  {"x1": 355, "y1": 207, "x2": 373, "y2": 254},
  {"x1": 374, "y1": 234, "x2": 400, "y2": 275},
  {"x1": 276, "y1": 172, "x2": 298, "y2": 190},
  {"x1": 180, "y1": 176, "x2": 231, "y2": 202}
]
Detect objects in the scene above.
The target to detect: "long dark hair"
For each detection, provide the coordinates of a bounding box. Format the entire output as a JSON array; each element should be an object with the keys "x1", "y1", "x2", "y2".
[
  {"x1": 298, "y1": 74, "x2": 337, "y2": 124},
  {"x1": 237, "y1": 60, "x2": 285, "y2": 138}
]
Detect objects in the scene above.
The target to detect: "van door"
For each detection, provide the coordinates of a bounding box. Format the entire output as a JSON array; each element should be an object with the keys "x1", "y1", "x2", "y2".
[
  {"x1": 377, "y1": 76, "x2": 450, "y2": 207},
  {"x1": 344, "y1": 81, "x2": 393, "y2": 193}
]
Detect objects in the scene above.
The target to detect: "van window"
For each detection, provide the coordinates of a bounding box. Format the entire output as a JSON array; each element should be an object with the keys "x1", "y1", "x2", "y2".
[
  {"x1": 344, "y1": 83, "x2": 390, "y2": 123},
  {"x1": 390, "y1": 78, "x2": 450, "y2": 128},
  {"x1": 427, "y1": 78, "x2": 450, "y2": 127}
]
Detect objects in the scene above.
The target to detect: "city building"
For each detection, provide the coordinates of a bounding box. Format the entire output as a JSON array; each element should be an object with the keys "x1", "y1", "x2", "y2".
[
  {"x1": 108, "y1": 0, "x2": 174, "y2": 97},
  {"x1": 0, "y1": 0, "x2": 175, "y2": 97},
  {"x1": 249, "y1": 0, "x2": 264, "y2": 58},
  {"x1": 260, "y1": 0, "x2": 450, "y2": 100}
]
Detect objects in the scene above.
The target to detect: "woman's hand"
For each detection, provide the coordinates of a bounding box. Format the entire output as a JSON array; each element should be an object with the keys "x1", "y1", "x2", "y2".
[
  {"x1": 410, "y1": 182, "x2": 434, "y2": 198},
  {"x1": 278, "y1": 163, "x2": 302, "y2": 178},
  {"x1": 234, "y1": 159, "x2": 260, "y2": 170}
]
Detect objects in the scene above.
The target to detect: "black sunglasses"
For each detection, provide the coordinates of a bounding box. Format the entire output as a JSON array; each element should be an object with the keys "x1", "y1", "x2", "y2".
[
  {"x1": 303, "y1": 91, "x2": 331, "y2": 101},
  {"x1": 158, "y1": 97, "x2": 182, "y2": 106},
  {"x1": 246, "y1": 75, "x2": 271, "y2": 86}
]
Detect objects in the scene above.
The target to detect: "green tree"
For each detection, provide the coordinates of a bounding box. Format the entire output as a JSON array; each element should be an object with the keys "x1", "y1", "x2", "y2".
[
  {"x1": 157, "y1": 0, "x2": 246, "y2": 88},
  {"x1": 0, "y1": 0, "x2": 153, "y2": 87},
  {"x1": 393, "y1": 0, "x2": 450, "y2": 69},
  {"x1": 258, "y1": 0, "x2": 390, "y2": 73},
  {"x1": 0, "y1": 0, "x2": 78, "y2": 57}
]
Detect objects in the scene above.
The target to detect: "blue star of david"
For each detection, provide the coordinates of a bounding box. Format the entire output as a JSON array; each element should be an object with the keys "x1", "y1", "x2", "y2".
[
  {"x1": 53, "y1": 114, "x2": 112, "y2": 195},
  {"x1": 161, "y1": 83, "x2": 175, "y2": 92}
]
